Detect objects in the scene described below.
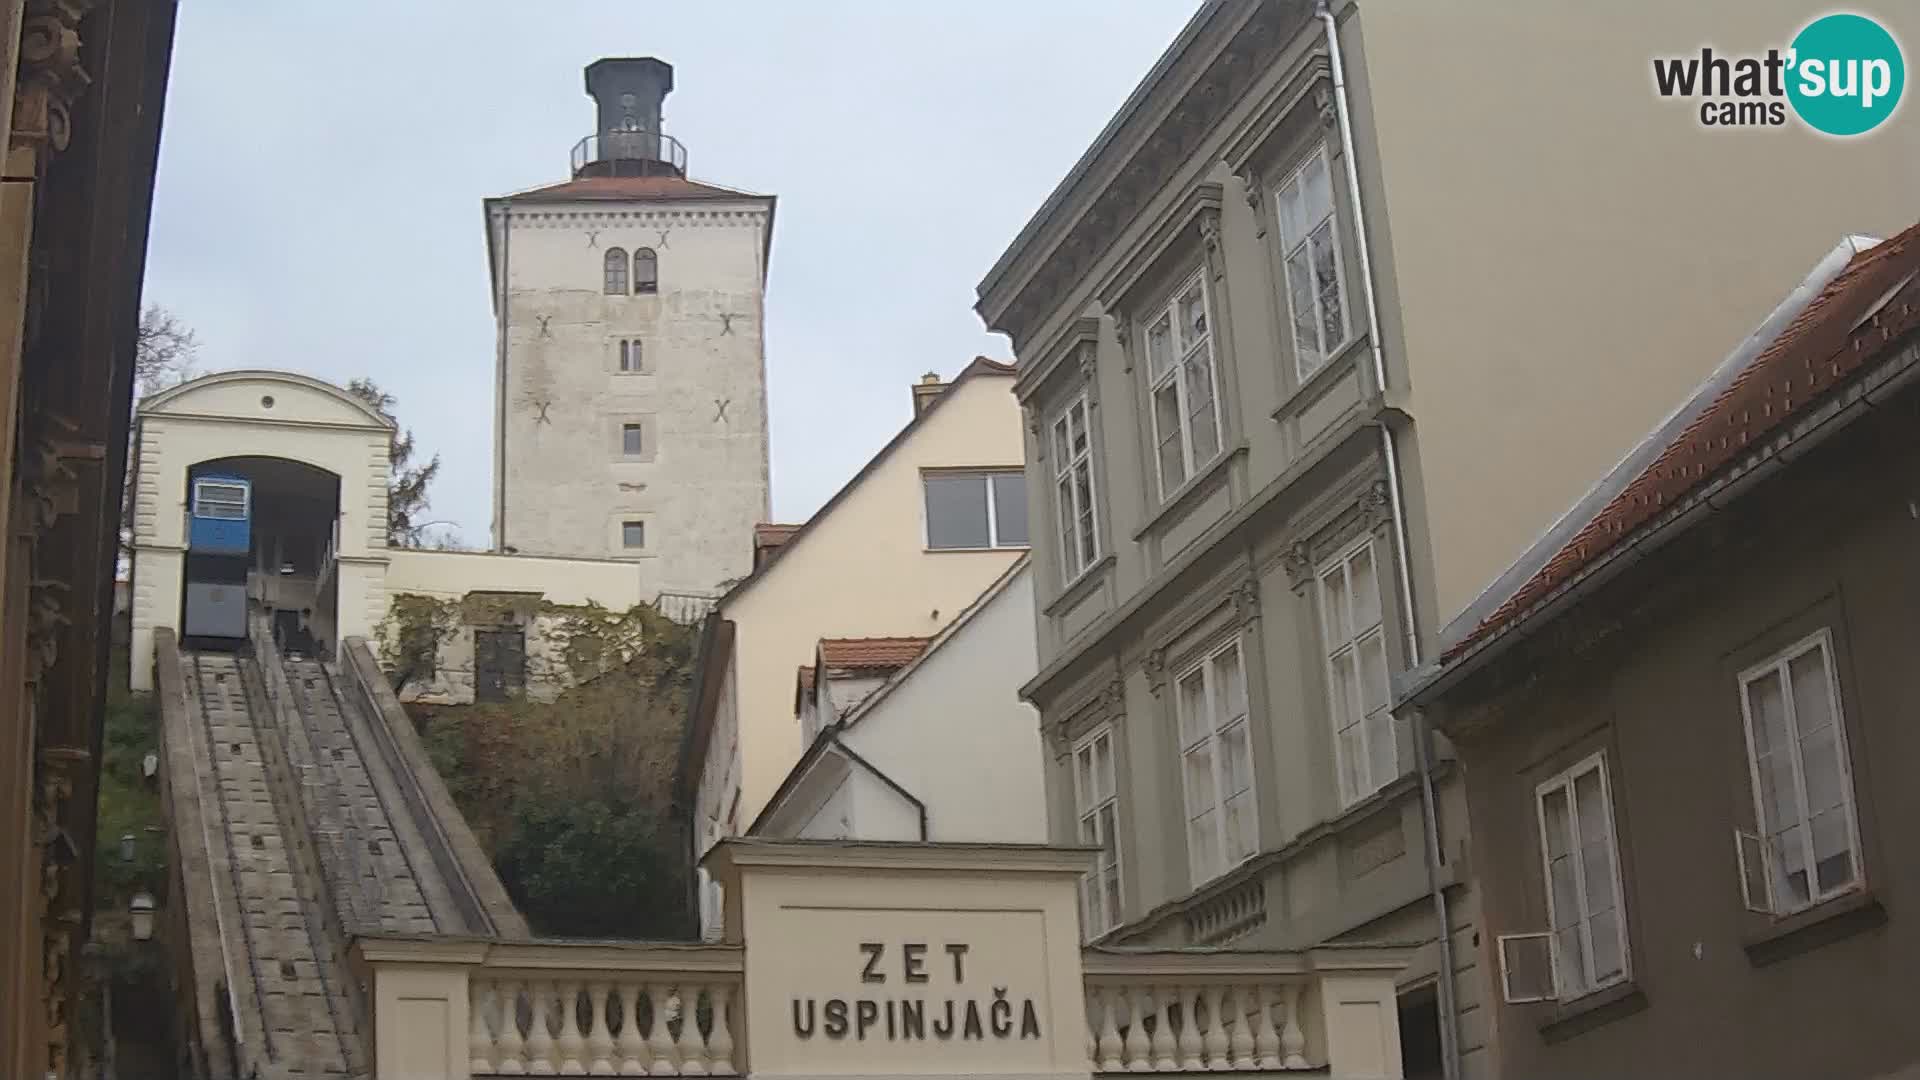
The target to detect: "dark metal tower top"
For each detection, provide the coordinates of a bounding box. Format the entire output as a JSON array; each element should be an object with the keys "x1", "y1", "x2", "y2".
[{"x1": 572, "y1": 57, "x2": 687, "y2": 178}]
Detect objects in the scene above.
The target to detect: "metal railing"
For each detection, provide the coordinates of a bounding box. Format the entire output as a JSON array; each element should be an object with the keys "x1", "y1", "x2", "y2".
[{"x1": 570, "y1": 128, "x2": 688, "y2": 176}]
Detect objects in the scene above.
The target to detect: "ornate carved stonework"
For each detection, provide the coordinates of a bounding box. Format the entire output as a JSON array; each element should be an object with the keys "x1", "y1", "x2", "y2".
[
  {"x1": 1142, "y1": 647, "x2": 1168, "y2": 697},
  {"x1": 1282, "y1": 540, "x2": 1316, "y2": 591},
  {"x1": 1238, "y1": 170, "x2": 1266, "y2": 238},
  {"x1": 1113, "y1": 312, "x2": 1133, "y2": 374},
  {"x1": 26, "y1": 578, "x2": 69, "y2": 689},
  {"x1": 1077, "y1": 344, "x2": 1098, "y2": 383},
  {"x1": 1231, "y1": 576, "x2": 1261, "y2": 626},
  {"x1": 1097, "y1": 678, "x2": 1125, "y2": 716},
  {"x1": 1314, "y1": 84, "x2": 1338, "y2": 129},
  {"x1": 1358, "y1": 480, "x2": 1393, "y2": 532},
  {"x1": 13, "y1": 0, "x2": 98, "y2": 155},
  {"x1": 1198, "y1": 205, "x2": 1223, "y2": 257},
  {"x1": 987, "y1": 0, "x2": 1296, "y2": 344}
]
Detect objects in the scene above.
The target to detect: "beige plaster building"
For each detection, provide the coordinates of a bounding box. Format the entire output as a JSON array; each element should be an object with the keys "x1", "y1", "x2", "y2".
[
  {"x1": 974, "y1": 3, "x2": 1917, "y2": 1079},
  {"x1": 486, "y1": 57, "x2": 774, "y2": 599},
  {"x1": 752, "y1": 558, "x2": 1048, "y2": 845},
  {"x1": 684, "y1": 360, "x2": 1027, "y2": 937}
]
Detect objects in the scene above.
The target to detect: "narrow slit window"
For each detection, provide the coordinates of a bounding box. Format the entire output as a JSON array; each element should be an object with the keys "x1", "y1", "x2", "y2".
[
  {"x1": 1072, "y1": 726, "x2": 1123, "y2": 937},
  {"x1": 634, "y1": 247, "x2": 658, "y2": 294},
  {"x1": 621, "y1": 520, "x2": 646, "y2": 549},
  {"x1": 603, "y1": 247, "x2": 629, "y2": 295},
  {"x1": 622, "y1": 423, "x2": 645, "y2": 457}
]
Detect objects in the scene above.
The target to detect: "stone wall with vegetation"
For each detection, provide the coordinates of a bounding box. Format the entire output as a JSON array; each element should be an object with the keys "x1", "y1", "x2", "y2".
[
  {"x1": 378, "y1": 592, "x2": 673, "y2": 706},
  {"x1": 397, "y1": 600, "x2": 699, "y2": 938}
]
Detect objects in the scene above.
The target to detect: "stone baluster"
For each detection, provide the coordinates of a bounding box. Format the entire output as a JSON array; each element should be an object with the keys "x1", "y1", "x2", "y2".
[
  {"x1": 1176, "y1": 986, "x2": 1204, "y2": 1070},
  {"x1": 1204, "y1": 985, "x2": 1231, "y2": 1069},
  {"x1": 647, "y1": 984, "x2": 677, "y2": 1074},
  {"x1": 1085, "y1": 992, "x2": 1098, "y2": 1068},
  {"x1": 1122, "y1": 986, "x2": 1151, "y2": 1071},
  {"x1": 1248, "y1": 984, "x2": 1280, "y2": 1070},
  {"x1": 585, "y1": 982, "x2": 615, "y2": 1075},
  {"x1": 556, "y1": 979, "x2": 587, "y2": 1074},
  {"x1": 707, "y1": 984, "x2": 736, "y2": 1075},
  {"x1": 1149, "y1": 986, "x2": 1177, "y2": 1071},
  {"x1": 1227, "y1": 985, "x2": 1256, "y2": 1068},
  {"x1": 497, "y1": 979, "x2": 529, "y2": 1075},
  {"x1": 1094, "y1": 987, "x2": 1123, "y2": 1071},
  {"x1": 525, "y1": 980, "x2": 557, "y2": 1075},
  {"x1": 677, "y1": 984, "x2": 710, "y2": 1075},
  {"x1": 470, "y1": 979, "x2": 498, "y2": 1074},
  {"x1": 614, "y1": 980, "x2": 647, "y2": 1075},
  {"x1": 1279, "y1": 984, "x2": 1308, "y2": 1070}
]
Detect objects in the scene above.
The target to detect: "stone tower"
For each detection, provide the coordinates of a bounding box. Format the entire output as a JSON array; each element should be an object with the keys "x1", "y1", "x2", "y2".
[{"x1": 484, "y1": 57, "x2": 773, "y2": 600}]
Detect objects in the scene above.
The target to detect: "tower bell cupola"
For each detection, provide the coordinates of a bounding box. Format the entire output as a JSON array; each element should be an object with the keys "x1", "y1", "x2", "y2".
[{"x1": 572, "y1": 57, "x2": 686, "y2": 179}]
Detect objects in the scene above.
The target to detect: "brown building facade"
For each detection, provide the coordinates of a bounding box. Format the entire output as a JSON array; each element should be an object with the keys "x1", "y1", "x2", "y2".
[
  {"x1": 0, "y1": 1, "x2": 177, "y2": 1077},
  {"x1": 1406, "y1": 225, "x2": 1920, "y2": 1079}
]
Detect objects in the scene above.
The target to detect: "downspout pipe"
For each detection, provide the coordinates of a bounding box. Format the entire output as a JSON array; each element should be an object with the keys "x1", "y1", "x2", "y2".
[
  {"x1": 1317, "y1": 5, "x2": 1461, "y2": 1079},
  {"x1": 493, "y1": 201, "x2": 511, "y2": 552}
]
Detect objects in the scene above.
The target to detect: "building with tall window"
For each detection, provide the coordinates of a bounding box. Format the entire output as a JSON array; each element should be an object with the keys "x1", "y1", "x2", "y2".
[
  {"x1": 484, "y1": 57, "x2": 775, "y2": 601},
  {"x1": 682, "y1": 359, "x2": 1027, "y2": 939},
  {"x1": 1405, "y1": 223, "x2": 1920, "y2": 1079},
  {"x1": 974, "y1": 3, "x2": 1917, "y2": 1079}
]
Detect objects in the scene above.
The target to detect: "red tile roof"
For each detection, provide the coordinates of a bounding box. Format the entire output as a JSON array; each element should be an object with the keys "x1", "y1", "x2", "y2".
[
  {"x1": 754, "y1": 523, "x2": 800, "y2": 549},
  {"x1": 1444, "y1": 222, "x2": 1920, "y2": 664},
  {"x1": 818, "y1": 637, "x2": 932, "y2": 671},
  {"x1": 506, "y1": 175, "x2": 764, "y2": 203}
]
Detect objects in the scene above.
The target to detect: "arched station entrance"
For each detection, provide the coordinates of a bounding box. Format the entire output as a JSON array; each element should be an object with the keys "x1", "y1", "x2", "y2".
[
  {"x1": 179, "y1": 455, "x2": 343, "y2": 657},
  {"x1": 128, "y1": 370, "x2": 395, "y2": 690}
]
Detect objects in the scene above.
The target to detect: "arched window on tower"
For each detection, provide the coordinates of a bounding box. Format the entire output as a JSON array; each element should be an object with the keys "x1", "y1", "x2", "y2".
[
  {"x1": 603, "y1": 247, "x2": 629, "y2": 295},
  {"x1": 634, "y1": 248, "x2": 658, "y2": 295}
]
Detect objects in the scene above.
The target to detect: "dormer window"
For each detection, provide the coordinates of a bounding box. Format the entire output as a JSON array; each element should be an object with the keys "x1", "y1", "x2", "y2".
[
  {"x1": 603, "y1": 247, "x2": 629, "y2": 295},
  {"x1": 634, "y1": 248, "x2": 658, "y2": 294}
]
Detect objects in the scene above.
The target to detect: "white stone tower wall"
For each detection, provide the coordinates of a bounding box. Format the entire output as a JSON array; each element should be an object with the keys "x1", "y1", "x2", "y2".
[{"x1": 493, "y1": 198, "x2": 772, "y2": 598}]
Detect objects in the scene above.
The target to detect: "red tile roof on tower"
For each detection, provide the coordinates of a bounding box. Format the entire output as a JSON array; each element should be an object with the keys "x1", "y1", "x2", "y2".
[
  {"x1": 817, "y1": 637, "x2": 933, "y2": 671},
  {"x1": 504, "y1": 174, "x2": 767, "y2": 203},
  {"x1": 1442, "y1": 221, "x2": 1920, "y2": 665}
]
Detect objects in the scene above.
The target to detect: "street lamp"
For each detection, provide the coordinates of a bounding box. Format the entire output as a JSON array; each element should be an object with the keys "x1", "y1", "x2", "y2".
[{"x1": 129, "y1": 892, "x2": 155, "y2": 942}]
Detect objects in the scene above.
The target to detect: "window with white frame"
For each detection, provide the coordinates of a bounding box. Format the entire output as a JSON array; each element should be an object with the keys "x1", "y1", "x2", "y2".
[
  {"x1": 1274, "y1": 145, "x2": 1348, "y2": 380},
  {"x1": 1319, "y1": 539, "x2": 1395, "y2": 806},
  {"x1": 1073, "y1": 726, "x2": 1122, "y2": 938},
  {"x1": 1175, "y1": 638, "x2": 1255, "y2": 885},
  {"x1": 923, "y1": 470, "x2": 1028, "y2": 550},
  {"x1": 1530, "y1": 754, "x2": 1629, "y2": 1001},
  {"x1": 1144, "y1": 271, "x2": 1222, "y2": 498},
  {"x1": 1735, "y1": 630, "x2": 1863, "y2": 916},
  {"x1": 192, "y1": 479, "x2": 248, "y2": 520},
  {"x1": 1051, "y1": 392, "x2": 1100, "y2": 581}
]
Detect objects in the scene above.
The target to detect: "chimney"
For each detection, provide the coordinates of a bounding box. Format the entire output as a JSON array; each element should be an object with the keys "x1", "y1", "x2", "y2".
[
  {"x1": 576, "y1": 57, "x2": 683, "y2": 178},
  {"x1": 911, "y1": 372, "x2": 946, "y2": 416}
]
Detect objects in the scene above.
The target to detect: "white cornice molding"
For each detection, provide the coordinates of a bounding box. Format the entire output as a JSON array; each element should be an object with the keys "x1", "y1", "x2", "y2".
[
  {"x1": 496, "y1": 205, "x2": 770, "y2": 230},
  {"x1": 704, "y1": 837, "x2": 1097, "y2": 878}
]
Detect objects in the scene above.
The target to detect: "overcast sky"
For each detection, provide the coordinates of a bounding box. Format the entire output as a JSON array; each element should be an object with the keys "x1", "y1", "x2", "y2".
[{"x1": 143, "y1": 2, "x2": 1198, "y2": 545}]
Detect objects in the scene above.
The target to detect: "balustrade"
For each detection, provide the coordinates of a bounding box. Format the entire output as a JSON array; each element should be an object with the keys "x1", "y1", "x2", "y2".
[
  {"x1": 1082, "y1": 952, "x2": 1330, "y2": 1073},
  {"x1": 360, "y1": 929, "x2": 1406, "y2": 1079},
  {"x1": 468, "y1": 973, "x2": 739, "y2": 1076}
]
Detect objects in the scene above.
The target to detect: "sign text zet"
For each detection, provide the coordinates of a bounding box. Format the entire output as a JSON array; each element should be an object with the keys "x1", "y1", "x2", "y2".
[{"x1": 791, "y1": 942, "x2": 1044, "y2": 1043}]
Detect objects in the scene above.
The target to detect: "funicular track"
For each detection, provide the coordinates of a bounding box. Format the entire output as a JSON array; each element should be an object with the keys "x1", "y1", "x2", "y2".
[{"x1": 186, "y1": 650, "x2": 356, "y2": 1076}]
